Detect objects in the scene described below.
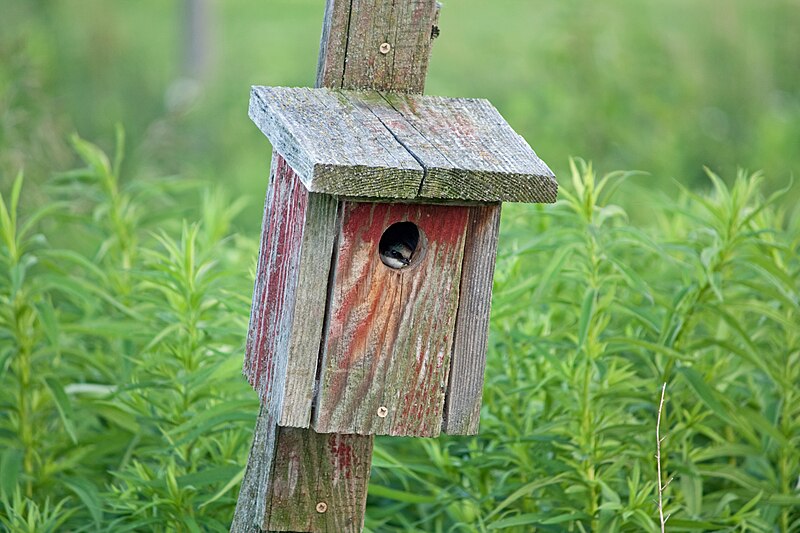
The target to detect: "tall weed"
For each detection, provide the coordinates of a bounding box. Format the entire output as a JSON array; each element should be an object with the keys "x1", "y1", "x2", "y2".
[
  {"x1": 369, "y1": 162, "x2": 799, "y2": 532},
  {"x1": 1, "y1": 141, "x2": 798, "y2": 531},
  {"x1": 0, "y1": 136, "x2": 256, "y2": 530}
]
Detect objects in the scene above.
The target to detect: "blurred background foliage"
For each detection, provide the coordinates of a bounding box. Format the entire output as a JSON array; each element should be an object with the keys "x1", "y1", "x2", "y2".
[
  {"x1": 1, "y1": 0, "x2": 799, "y2": 531},
  {"x1": 2, "y1": 0, "x2": 799, "y2": 218}
]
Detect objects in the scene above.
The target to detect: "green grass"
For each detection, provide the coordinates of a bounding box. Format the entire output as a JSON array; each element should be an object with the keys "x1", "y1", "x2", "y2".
[{"x1": 1, "y1": 1, "x2": 799, "y2": 531}]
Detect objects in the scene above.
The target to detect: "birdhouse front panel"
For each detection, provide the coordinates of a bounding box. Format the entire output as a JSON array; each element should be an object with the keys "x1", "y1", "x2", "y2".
[{"x1": 313, "y1": 201, "x2": 470, "y2": 437}]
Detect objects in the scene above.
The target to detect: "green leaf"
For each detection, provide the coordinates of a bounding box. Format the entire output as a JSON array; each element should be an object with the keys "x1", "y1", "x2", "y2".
[
  {"x1": 577, "y1": 287, "x2": 597, "y2": 349},
  {"x1": 184, "y1": 517, "x2": 202, "y2": 533},
  {"x1": 605, "y1": 337, "x2": 691, "y2": 362},
  {"x1": 367, "y1": 484, "x2": 439, "y2": 504},
  {"x1": 64, "y1": 478, "x2": 103, "y2": 528},
  {"x1": 178, "y1": 466, "x2": 242, "y2": 489},
  {"x1": 668, "y1": 518, "x2": 730, "y2": 529},
  {"x1": 35, "y1": 299, "x2": 60, "y2": 354},
  {"x1": 92, "y1": 402, "x2": 140, "y2": 433},
  {"x1": 488, "y1": 512, "x2": 549, "y2": 529},
  {"x1": 199, "y1": 467, "x2": 245, "y2": 509},
  {"x1": 113, "y1": 123, "x2": 126, "y2": 178},
  {"x1": 70, "y1": 134, "x2": 112, "y2": 179},
  {"x1": 168, "y1": 400, "x2": 257, "y2": 446},
  {"x1": 43, "y1": 377, "x2": 78, "y2": 444},
  {"x1": 486, "y1": 475, "x2": 567, "y2": 520},
  {"x1": 0, "y1": 448, "x2": 23, "y2": 497},
  {"x1": 678, "y1": 367, "x2": 737, "y2": 427},
  {"x1": 489, "y1": 511, "x2": 590, "y2": 528}
]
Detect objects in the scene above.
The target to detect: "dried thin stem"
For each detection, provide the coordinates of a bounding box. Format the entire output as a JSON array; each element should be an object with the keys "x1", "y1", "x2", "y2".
[{"x1": 656, "y1": 382, "x2": 668, "y2": 533}]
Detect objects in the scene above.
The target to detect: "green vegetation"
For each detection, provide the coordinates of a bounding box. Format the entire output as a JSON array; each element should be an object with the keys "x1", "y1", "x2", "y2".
[{"x1": 1, "y1": 1, "x2": 798, "y2": 531}]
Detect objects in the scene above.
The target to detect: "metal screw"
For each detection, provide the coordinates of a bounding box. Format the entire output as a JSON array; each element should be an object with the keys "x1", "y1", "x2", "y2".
[
  {"x1": 379, "y1": 42, "x2": 391, "y2": 54},
  {"x1": 377, "y1": 406, "x2": 388, "y2": 418},
  {"x1": 316, "y1": 501, "x2": 328, "y2": 514}
]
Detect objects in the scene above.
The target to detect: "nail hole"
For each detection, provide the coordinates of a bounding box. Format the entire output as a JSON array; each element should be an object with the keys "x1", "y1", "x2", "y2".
[{"x1": 379, "y1": 222, "x2": 424, "y2": 270}]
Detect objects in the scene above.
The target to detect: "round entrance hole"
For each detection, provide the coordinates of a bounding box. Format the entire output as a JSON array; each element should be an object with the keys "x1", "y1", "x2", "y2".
[{"x1": 379, "y1": 221, "x2": 424, "y2": 270}]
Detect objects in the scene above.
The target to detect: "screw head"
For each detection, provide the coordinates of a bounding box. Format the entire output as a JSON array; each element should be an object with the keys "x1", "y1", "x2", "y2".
[
  {"x1": 316, "y1": 501, "x2": 328, "y2": 513},
  {"x1": 379, "y1": 42, "x2": 391, "y2": 54},
  {"x1": 377, "y1": 406, "x2": 388, "y2": 418}
]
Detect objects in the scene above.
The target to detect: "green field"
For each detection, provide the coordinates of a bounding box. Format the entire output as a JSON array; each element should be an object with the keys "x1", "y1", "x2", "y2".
[{"x1": 1, "y1": 1, "x2": 799, "y2": 531}]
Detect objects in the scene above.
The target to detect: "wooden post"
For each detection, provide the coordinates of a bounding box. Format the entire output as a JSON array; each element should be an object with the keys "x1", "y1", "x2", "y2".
[
  {"x1": 233, "y1": 1, "x2": 558, "y2": 531},
  {"x1": 233, "y1": 1, "x2": 442, "y2": 531}
]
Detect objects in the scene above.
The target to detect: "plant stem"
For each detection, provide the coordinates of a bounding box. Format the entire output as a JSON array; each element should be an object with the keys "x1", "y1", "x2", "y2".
[
  {"x1": 13, "y1": 298, "x2": 35, "y2": 498},
  {"x1": 656, "y1": 382, "x2": 668, "y2": 533}
]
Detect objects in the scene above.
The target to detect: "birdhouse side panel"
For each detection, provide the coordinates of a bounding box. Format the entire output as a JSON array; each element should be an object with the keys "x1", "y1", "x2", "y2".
[
  {"x1": 244, "y1": 155, "x2": 307, "y2": 400},
  {"x1": 244, "y1": 155, "x2": 338, "y2": 427},
  {"x1": 313, "y1": 202, "x2": 470, "y2": 437},
  {"x1": 443, "y1": 204, "x2": 502, "y2": 435}
]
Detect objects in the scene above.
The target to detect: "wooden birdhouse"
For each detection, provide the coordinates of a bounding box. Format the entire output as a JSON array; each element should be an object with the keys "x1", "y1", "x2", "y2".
[{"x1": 243, "y1": 86, "x2": 557, "y2": 438}]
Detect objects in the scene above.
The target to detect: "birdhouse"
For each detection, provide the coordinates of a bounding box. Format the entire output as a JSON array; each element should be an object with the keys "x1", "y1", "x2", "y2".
[{"x1": 243, "y1": 86, "x2": 557, "y2": 439}]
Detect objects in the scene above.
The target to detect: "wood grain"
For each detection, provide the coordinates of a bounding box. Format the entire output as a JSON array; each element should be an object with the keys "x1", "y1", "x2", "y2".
[
  {"x1": 249, "y1": 87, "x2": 557, "y2": 203},
  {"x1": 231, "y1": 404, "x2": 278, "y2": 533},
  {"x1": 264, "y1": 428, "x2": 373, "y2": 532},
  {"x1": 316, "y1": 0, "x2": 439, "y2": 94},
  {"x1": 313, "y1": 202, "x2": 469, "y2": 437},
  {"x1": 381, "y1": 93, "x2": 558, "y2": 202},
  {"x1": 442, "y1": 204, "x2": 502, "y2": 435},
  {"x1": 244, "y1": 155, "x2": 308, "y2": 406},
  {"x1": 249, "y1": 86, "x2": 424, "y2": 199},
  {"x1": 243, "y1": 154, "x2": 338, "y2": 428},
  {"x1": 233, "y1": 414, "x2": 372, "y2": 533},
  {"x1": 279, "y1": 191, "x2": 339, "y2": 428}
]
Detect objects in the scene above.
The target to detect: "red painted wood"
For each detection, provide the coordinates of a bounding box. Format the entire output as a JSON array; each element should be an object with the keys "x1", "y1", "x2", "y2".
[
  {"x1": 314, "y1": 202, "x2": 470, "y2": 437},
  {"x1": 244, "y1": 155, "x2": 308, "y2": 405}
]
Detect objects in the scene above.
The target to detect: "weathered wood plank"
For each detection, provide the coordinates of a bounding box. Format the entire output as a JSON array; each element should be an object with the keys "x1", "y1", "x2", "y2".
[
  {"x1": 231, "y1": 404, "x2": 278, "y2": 533},
  {"x1": 237, "y1": 379, "x2": 373, "y2": 528},
  {"x1": 279, "y1": 191, "x2": 339, "y2": 427},
  {"x1": 315, "y1": 0, "x2": 350, "y2": 90},
  {"x1": 316, "y1": 0, "x2": 439, "y2": 94},
  {"x1": 380, "y1": 92, "x2": 558, "y2": 202},
  {"x1": 243, "y1": 154, "x2": 338, "y2": 428},
  {"x1": 442, "y1": 204, "x2": 502, "y2": 435},
  {"x1": 264, "y1": 428, "x2": 373, "y2": 532},
  {"x1": 314, "y1": 202, "x2": 469, "y2": 436},
  {"x1": 233, "y1": 415, "x2": 372, "y2": 533},
  {"x1": 249, "y1": 87, "x2": 557, "y2": 203},
  {"x1": 249, "y1": 87, "x2": 424, "y2": 199},
  {"x1": 244, "y1": 155, "x2": 308, "y2": 404}
]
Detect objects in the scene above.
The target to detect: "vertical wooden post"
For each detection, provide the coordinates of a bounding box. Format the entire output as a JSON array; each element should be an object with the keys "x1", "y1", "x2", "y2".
[{"x1": 232, "y1": 1, "x2": 441, "y2": 531}]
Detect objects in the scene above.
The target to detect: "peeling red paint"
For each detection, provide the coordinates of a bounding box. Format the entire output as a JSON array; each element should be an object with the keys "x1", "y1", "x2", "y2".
[
  {"x1": 328, "y1": 435, "x2": 354, "y2": 479},
  {"x1": 243, "y1": 155, "x2": 309, "y2": 405},
  {"x1": 315, "y1": 201, "x2": 469, "y2": 437}
]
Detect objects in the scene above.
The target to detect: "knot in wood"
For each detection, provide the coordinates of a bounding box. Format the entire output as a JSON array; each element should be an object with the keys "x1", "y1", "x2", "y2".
[{"x1": 379, "y1": 42, "x2": 392, "y2": 54}]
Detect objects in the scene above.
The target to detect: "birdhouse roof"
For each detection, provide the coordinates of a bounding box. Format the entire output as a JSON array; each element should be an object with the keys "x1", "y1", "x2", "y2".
[{"x1": 249, "y1": 86, "x2": 557, "y2": 203}]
